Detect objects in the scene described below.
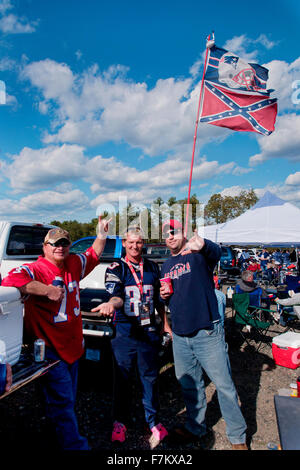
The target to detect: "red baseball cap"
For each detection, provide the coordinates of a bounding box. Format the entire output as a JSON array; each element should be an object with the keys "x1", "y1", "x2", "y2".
[{"x1": 162, "y1": 219, "x2": 183, "y2": 234}]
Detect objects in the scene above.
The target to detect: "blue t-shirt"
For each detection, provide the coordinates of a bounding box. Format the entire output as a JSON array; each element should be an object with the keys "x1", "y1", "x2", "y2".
[{"x1": 161, "y1": 239, "x2": 221, "y2": 335}]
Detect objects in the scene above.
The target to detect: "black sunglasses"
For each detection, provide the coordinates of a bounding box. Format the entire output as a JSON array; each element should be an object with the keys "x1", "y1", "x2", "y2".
[
  {"x1": 47, "y1": 239, "x2": 70, "y2": 247},
  {"x1": 164, "y1": 228, "x2": 182, "y2": 237}
]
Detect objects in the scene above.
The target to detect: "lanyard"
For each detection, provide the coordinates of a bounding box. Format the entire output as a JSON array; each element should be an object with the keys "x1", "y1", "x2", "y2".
[{"x1": 125, "y1": 256, "x2": 144, "y2": 298}]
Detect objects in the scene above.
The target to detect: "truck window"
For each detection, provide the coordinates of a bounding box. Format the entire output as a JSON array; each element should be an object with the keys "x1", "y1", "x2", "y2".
[
  {"x1": 7, "y1": 225, "x2": 51, "y2": 256},
  {"x1": 70, "y1": 237, "x2": 117, "y2": 258}
]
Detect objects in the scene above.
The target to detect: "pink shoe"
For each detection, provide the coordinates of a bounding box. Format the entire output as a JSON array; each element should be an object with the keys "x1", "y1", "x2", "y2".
[
  {"x1": 149, "y1": 423, "x2": 168, "y2": 449},
  {"x1": 111, "y1": 421, "x2": 127, "y2": 443}
]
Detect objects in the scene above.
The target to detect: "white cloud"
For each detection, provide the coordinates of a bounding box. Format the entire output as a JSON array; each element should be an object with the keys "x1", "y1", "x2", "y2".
[
  {"x1": 265, "y1": 57, "x2": 300, "y2": 109},
  {"x1": 22, "y1": 59, "x2": 74, "y2": 101},
  {"x1": 1, "y1": 142, "x2": 246, "y2": 210},
  {"x1": 0, "y1": 0, "x2": 38, "y2": 34},
  {"x1": 0, "y1": 189, "x2": 89, "y2": 219},
  {"x1": 223, "y1": 35, "x2": 258, "y2": 62},
  {"x1": 217, "y1": 183, "x2": 300, "y2": 209},
  {"x1": 0, "y1": 0, "x2": 12, "y2": 15},
  {"x1": 223, "y1": 34, "x2": 277, "y2": 63},
  {"x1": 75, "y1": 50, "x2": 83, "y2": 61},
  {"x1": 22, "y1": 58, "x2": 231, "y2": 156},
  {"x1": 0, "y1": 56, "x2": 16, "y2": 71},
  {"x1": 249, "y1": 114, "x2": 300, "y2": 166},
  {"x1": 232, "y1": 166, "x2": 254, "y2": 176},
  {"x1": 220, "y1": 186, "x2": 253, "y2": 198},
  {"x1": 254, "y1": 34, "x2": 277, "y2": 50},
  {"x1": 1, "y1": 144, "x2": 86, "y2": 191},
  {"x1": 285, "y1": 172, "x2": 300, "y2": 186}
]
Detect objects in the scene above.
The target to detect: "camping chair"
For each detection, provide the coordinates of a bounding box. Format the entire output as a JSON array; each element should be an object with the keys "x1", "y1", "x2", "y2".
[
  {"x1": 232, "y1": 292, "x2": 273, "y2": 351},
  {"x1": 235, "y1": 285, "x2": 267, "y2": 316}
]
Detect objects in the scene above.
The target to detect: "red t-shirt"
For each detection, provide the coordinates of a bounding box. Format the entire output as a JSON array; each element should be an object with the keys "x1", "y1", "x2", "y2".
[
  {"x1": 2, "y1": 247, "x2": 99, "y2": 364},
  {"x1": 247, "y1": 263, "x2": 260, "y2": 272}
]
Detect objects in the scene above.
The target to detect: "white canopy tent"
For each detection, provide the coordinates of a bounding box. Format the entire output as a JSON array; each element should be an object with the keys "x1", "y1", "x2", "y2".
[{"x1": 202, "y1": 191, "x2": 300, "y2": 246}]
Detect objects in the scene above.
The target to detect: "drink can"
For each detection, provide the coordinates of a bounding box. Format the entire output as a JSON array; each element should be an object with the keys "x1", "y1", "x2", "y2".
[
  {"x1": 52, "y1": 276, "x2": 64, "y2": 288},
  {"x1": 34, "y1": 339, "x2": 45, "y2": 362},
  {"x1": 160, "y1": 277, "x2": 173, "y2": 294},
  {"x1": 0, "y1": 342, "x2": 7, "y2": 395}
]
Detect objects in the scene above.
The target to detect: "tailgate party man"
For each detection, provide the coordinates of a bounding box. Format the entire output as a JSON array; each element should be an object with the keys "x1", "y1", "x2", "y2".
[
  {"x1": 91, "y1": 226, "x2": 171, "y2": 448},
  {"x1": 160, "y1": 220, "x2": 248, "y2": 450},
  {"x1": 2, "y1": 216, "x2": 110, "y2": 450}
]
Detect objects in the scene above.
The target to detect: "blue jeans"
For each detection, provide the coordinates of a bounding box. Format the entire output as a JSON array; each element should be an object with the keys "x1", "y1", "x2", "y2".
[
  {"x1": 39, "y1": 348, "x2": 89, "y2": 451},
  {"x1": 172, "y1": 322, "x2": 247, "y2": 444},
  {"x1": 111, "y1": 322, "x2": 160, "y2": 429}
]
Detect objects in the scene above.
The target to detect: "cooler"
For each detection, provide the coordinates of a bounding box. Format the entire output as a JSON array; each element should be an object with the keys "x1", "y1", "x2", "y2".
[
  {"x1": 272, "y1": 332, "x2": 300, "y2": 369},
  {"x1": 0, "y1": 286, "x2": 23, "y2": 365}
]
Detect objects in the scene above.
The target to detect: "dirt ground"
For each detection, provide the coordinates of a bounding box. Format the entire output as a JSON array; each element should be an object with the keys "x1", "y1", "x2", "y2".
[{"x1": 0, "y1": 305, "x2": 299, "y2": 454}]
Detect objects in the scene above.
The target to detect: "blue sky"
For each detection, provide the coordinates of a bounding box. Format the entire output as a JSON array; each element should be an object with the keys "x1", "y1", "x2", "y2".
[{"x1": 0, "y1": 0, "x2": 299, "y2": 224}]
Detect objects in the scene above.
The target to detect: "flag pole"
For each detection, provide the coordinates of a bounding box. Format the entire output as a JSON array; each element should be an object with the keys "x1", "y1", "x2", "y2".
[{"x1": 184, "y1": 32, "x2": 213, "y2": 238}]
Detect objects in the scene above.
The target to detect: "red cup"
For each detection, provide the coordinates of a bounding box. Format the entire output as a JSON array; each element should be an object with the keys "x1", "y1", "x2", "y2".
[{"x1": 160, "y1": 277, "x2": 173, "y2": 294}]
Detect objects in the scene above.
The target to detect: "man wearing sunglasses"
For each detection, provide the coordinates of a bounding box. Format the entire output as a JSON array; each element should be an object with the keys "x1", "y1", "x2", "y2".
[
  {"x1": 160, "y1": 219, "x2": 247, "y2": 450},
  {"x1": 2, "y1": 216, "x2": 110, "y2": 450}
]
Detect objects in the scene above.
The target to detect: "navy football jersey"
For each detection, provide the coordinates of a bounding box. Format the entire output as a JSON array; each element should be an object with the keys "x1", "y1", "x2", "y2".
[{"x1": 104, "y1": 257, "x2": 162, "y2": 324}]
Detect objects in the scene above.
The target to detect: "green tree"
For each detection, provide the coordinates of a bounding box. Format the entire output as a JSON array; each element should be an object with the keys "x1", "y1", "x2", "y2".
[{"x1": 204, "y1": 189, "x2": 258, "y2": 225}]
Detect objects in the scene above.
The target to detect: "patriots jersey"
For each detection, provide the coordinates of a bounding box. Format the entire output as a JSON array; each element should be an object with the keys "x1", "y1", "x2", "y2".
[
  {"x1": 105, "y1": 257, "x2": 163, "y2": 324},
  {"x1": 2, "y1": 247, "x2": 99, "y2": 364}
]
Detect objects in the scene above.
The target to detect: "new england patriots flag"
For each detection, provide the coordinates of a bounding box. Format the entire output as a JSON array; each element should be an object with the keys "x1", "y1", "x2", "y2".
[{"x1": 199, "y1": 45, "x2": 277, "y2": 135}]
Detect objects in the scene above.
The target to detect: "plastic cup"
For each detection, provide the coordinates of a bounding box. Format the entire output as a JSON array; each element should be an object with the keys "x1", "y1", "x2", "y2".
[{"x1": 160, "y1": 277, "x2": 173, "y2": 294}]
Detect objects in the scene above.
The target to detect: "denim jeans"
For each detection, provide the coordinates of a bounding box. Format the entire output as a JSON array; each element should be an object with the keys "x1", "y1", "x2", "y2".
[
  {"x1": 111, "y1": 322, "x2": 160, "y2": 429},
  {"x1": 172, "y1": 322, "x2": 247, "y2": 444},
  {"x1": 39, "y1": 348, "x2": 89, "y2": 451}
]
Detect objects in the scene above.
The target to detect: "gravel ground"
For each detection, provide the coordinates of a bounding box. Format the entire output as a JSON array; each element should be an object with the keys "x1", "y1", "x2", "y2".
[{"x1": 0, "y1": 306, "x2": 299, "y2": 454}]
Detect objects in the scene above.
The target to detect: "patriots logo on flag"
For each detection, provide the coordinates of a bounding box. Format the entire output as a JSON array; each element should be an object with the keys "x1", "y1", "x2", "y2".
[
  {"x1": 223, "y1": 55, "x2": 239, "y2": 69},
  {"x1": 199, "y1": 45, "x2": 277, "y2": 135}
]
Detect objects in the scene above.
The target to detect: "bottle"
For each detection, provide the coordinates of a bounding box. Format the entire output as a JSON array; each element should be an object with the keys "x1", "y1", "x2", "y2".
[{"x1": 0, "y1": 340, "x2": 7, "y2": 395}]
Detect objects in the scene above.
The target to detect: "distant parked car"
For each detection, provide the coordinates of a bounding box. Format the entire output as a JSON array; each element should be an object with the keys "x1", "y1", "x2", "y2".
[{"x1": 220, "y1": 246, "x2": 239, "y2": 273}]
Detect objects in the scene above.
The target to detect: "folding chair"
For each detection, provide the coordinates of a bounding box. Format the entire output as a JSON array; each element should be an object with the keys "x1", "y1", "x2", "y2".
[{"x1": 232, "y1": 292, "x2": 273, "y2": 351}]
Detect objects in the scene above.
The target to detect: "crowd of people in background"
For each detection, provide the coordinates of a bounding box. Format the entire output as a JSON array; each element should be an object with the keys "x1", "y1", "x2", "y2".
[{"x1": 236, "y1": 247, "x2": 299, "y2": 284}]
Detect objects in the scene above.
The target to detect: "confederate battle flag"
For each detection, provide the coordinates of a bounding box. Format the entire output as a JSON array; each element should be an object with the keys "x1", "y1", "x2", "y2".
[{"x1": 199, "y1": 44, "x2": 278, "y2": 135}]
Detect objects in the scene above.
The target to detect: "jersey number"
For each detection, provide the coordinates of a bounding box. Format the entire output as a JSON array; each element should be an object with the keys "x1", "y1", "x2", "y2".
[
  {"x1": 124, "y1": 284, "x2": 153, "y2": 317},
  {"x1": 53, "y1": 281, "x2": 80, "y2": 323}
]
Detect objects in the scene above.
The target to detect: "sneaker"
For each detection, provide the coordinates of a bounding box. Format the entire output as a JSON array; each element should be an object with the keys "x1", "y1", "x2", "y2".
[
  {"x1": 111, "y1": 421, "x2": 127, "y2": 443},
  {"x1": 149, "y1": 423, "x2": 168, "y2": 449}
]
